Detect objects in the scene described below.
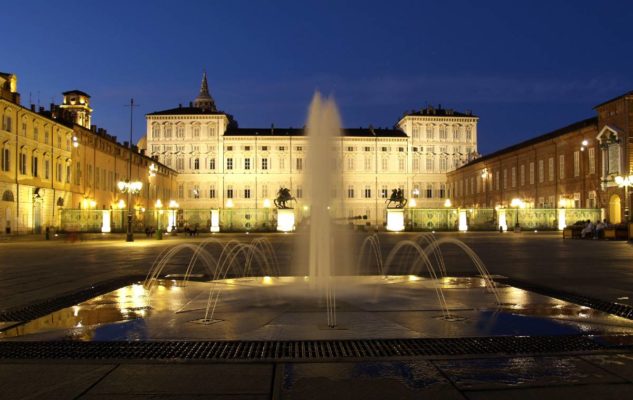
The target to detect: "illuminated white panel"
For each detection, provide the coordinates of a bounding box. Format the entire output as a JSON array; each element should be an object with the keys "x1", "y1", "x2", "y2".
[
  {"x1": 558, "y1": 208, "x2": 566, "y2": 231},
  {"x1": 386, "y1": 209, "x2": 405, "y2": 232},
  {"x1": 458, "y1": 210, "x2": 468, "y2": 232},
  {"x1": 498, "y1": 209, "x2": 508, "y2": 232},
  {"x1": 101, "y1": 210, "x2": 111, "y2": 233},
  {"x1": 277, "y1": 209, "x2": 295, "y2": 232},
  {"x1": 210, "y1": 209, "x2": 220, "y2": 232}
]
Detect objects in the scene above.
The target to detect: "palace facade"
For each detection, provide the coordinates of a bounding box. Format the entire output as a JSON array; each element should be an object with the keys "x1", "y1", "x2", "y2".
[
  {"x1": 447, "y1": 91, "x2": 633, "y2": 224},
  {"x1": 0, "y1": 72, "x2": 176, "y2": 234},
  {"x1": 145, "y1": 74, "x2": 479, "y2": 227}
]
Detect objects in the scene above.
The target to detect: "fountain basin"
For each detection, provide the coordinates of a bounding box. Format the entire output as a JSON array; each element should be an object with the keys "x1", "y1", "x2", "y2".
[{"x1": 2, "y1": 276, "x2": 633, "y2": 341}]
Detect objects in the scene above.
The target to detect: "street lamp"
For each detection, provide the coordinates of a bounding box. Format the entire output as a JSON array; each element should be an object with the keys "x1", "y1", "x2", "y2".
[
  {"x1": 615, "y1": 175, "x2": 633, "y2": 222},
  {"x1": 168, "y1": 200, "x2": 179, "y2": 232},
  {"x1": 510, "y1": 197, "x2": 525, "y2": 231},
  {"x1": 118, "y1": 180, "x2": 143, "y2": 241}
]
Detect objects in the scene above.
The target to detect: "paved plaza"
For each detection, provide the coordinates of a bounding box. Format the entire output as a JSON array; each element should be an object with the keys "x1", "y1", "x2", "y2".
[{"x1": 1, "y1": 231, "x2": 633, "y2": 399}]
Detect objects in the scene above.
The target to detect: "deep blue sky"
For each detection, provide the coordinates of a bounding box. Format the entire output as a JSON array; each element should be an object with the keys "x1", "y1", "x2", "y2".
[{"x1": 3, "y1": 0, "x2": 633, "y2": 154}]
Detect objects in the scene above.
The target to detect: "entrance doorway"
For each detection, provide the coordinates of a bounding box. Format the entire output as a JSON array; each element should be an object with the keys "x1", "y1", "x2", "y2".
[
  {"x1": 609, "y1": 194, "x2": 621, "y2": 223},
  {"x1": 33, "y1": 202, "x2": 42, "y2": 234}
]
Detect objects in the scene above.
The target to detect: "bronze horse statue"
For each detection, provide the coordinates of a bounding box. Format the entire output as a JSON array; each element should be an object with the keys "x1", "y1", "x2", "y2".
[
  {"x1": 385, "y1": 188, "x2": 407, "y2": 208},
  {"x1": 274, "y1": 187, "x2": 296, "y2": 209}
]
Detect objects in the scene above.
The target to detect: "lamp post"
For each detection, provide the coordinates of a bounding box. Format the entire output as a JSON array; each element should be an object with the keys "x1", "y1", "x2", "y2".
[
  {"x1": 580, "y1": 140, "x2": 588, "y2": 208},
  {"x1": 510, "y1": 197, "x2": 524, "y2": 232},
  {"x1": 118, "y1": 180, "x2": 142, "y2": 241},
  {"x1": 615, "y1": 175, "x2": 633, "y2": 222},
  {"x1": 444, "y1": 198, "x2": 452, "y2": 230},
  {"x1": 122, "y1": 98, "x2": 140, "y2": 242},
  {"x1": 168, "y1": 200, "x2": 179, "y2": 233}
]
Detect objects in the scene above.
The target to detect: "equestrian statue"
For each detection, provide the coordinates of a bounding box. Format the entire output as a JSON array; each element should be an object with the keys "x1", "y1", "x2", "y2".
[
  {"x1": 274, "y1": 187, "x2": 296, "y2": 209},
  {"x1": 385, "y1": 188, "x2": 407, "y2": 208}
]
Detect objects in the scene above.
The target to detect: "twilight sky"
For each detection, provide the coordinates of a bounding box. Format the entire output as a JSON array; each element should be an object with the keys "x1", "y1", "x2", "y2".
[{"x1": 3, "y1": 0, "x2": 633, "y2": 154}]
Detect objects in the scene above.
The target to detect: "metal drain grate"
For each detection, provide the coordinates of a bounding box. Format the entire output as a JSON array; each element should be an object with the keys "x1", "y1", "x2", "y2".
[
  {"x1": 0, "y1": 275, "x2": 145, "y2": 322},
  {"x1": 499, "y1": 278, "x2": 633, "y2": 320},
  {"x1": 0, "y1": 335, "x2": 613, "y2": 361}
]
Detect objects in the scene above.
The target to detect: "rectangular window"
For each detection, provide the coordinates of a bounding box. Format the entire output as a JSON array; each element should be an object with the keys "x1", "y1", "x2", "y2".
[
  {"x1": 262, "y1": 185, "x2": 268, "y2": 198},
  {"x1": 364, "y1": 186, "x2": 371, "y2": 198},
  {"x1": 426, "y1": 184, "x2": 433, "y2": 199},
  {"x1": 296, "y1": 186, "x2": 303, "y2": 198},
  {"x1": 296, "y1": 158, "x2": 303, "y2": 170},
  {"x1": 347, "y1": 146, "x2": 354, "y2": 152},
  {"x1": 529, "y1": 162, "x2": 535, "y2": 185},
  {"x1": 364, "y1": 146, "x2": 371, "y2": 152},
  {"x1": 209, "y1": 158, "x2": 215, "y2": 170},
  {"x1": 382, "y1": 158, "x2": 388, "y2": 170},
  {"x1": 56, "y1": 162, "x2": 62, "y2": 181},
  {"x1": 520, "y1": 165, "x2": 525, "y2": 186},
  {"x1": 279, "y1": 157, "x2": 285, "y2": 169},
  {"x1": 227, "y1": 158, "x2": 233, "y2": 170},
  {"x1": 66, "y1": 165, "x2": 71, "y2": 183},
  {"x1": 381, "y1": 186, "x2": 388, "y2": 198},
  {"x1": 573, "y1": 151, "x2": 580, "y2": 177},
  {"x1": 194, "y1": 158, "x2": 200, "y2": 170},
  {"x1": 439, "y1": 183, "x2": 446, "y2": 198},
  {"x1": 588, "y1": 147, "x2": 595, "y2": 174},
  {"x1": 347, "y1": 185, "x2": 354, "y2": 198},
  {"x1": 364, "y1": 157, "x2": 371, "y2": 171},
  {"x1": 559, "y1": 155, "x2": 565, "y2": 179},
  {"x1": 548, "y1": 158, "x2": 554, "y2": 181},
  {"x1": 538, "y1": 160, "x2": 544, "y2": 183},
  {"x1": 511, "y1": 167, "x2": 516, "y2": 188},
  {"x1": 2, "y1": 148, "x2": 9, "y2": 171},
  {"x1": 381, "y1": 147, "x2": 388, "y2": 152},
  {"x1": 244, "y1": 188, "x2": 251, "y2": 199},
  {"x1": 176, "y1": 158, "x2": 184, "y2": 170},
  {"x1": 503, "y1": 169, "x2": 507, "y2": 189},
  {"x1": 413, "y1": 158, "x2": 419, "y2": 171},
  {"x1": 261, "y1": 158, "x2": 268, "y2": 170},
  {"x1": 31, "y1": 156, "x2": 39, "y2": 177},
  {"x1": 244, "y1": 158, "x2": 251, "y2": 170},
  {"x1": 426, "y1": 158, "x2": 433, "y2": 172},
  {"x1": 227, "y1": 186, "x2": 233, "y2": 199},
  {"x1": 398, "y1": 158, "x2": 405, "y2": 171},
  {"x1": 19, "y1": 153, "x2": 27, "y2": 175},
  {"x1": 261, "y1": 146, "x2": 268, "y2": 151},
  {"x1": 209, "y1": 186, "x2": 216, "y2": 199}
]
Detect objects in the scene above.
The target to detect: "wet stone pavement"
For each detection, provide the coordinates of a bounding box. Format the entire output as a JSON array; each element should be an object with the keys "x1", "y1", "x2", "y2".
[
  {"x1": 1, "y1": 232, "x2": 633, "y2": 398},
  {"x1": 2, "y1": 354, "x2": 633, "y2": 399}
]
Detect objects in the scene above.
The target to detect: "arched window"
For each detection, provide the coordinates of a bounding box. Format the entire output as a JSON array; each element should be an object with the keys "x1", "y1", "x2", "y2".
[
  {"x1": 152, "y1": 124, "x2": 160, "y2": 139},
  {"x1": 2, "y1": 190, "x2": 14, "y2": 202}
]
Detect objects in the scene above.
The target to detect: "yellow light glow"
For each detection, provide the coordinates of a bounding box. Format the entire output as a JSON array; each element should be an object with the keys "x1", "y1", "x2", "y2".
[
  {"x1": 444, "y1": 199, "x2": 452, "y2": 208},
  {"x1": 226, "y1": 199, "x2": 234, "y2": 208},
  {"x1": 168, "y1": 200, "x2": 179, "y2": 209},
  {"x1": 408, "y1": 275, "x2": 421, "y2": 281},
  {"x1": 262, "y1": 276, "x2": 273, "y2": 285},
  {"x1": 118, "y1": 199, "x2": 126, "y2": 209},
  {"x1": 277, "y1": 208, "x2": 295, "y2": 232},
  {"x1": 386, "y1": 209, "x2": 405, "y2": 232},
  {"x1": 155, "y1": 199, "x2": 163, "y2": 208},
  {"x1": 409, "y1": 198, "x2": 417, "y2": 207},
  {"x1": 263, "y1": 198, "x2": 271, "y2": 208}
]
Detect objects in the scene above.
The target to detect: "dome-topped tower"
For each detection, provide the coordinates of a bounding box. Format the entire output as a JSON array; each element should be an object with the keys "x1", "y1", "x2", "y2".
[{"x1": 192, "y1": 72, "x2": 217, "y2": 111}]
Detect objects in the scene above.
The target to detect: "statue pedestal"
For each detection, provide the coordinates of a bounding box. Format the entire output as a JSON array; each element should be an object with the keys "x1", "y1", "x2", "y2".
[
  {"x1": 210, "y1": 209, "x2": 220, "y2": 232},
  {"x1": 386, "y1": 208, "x2": 405, "y2": 232},
  {"x1": 277, "y1": 208, "x2": 295, "y2": 232}
]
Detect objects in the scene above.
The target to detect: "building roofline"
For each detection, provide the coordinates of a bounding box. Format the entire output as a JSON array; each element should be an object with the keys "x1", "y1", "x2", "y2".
[
  {"x1": 455, "y1": 116, "x2": 598, "y2": 170},
  {"x1": 593, "y1": 90, "x2": 633, "y2": 109}
]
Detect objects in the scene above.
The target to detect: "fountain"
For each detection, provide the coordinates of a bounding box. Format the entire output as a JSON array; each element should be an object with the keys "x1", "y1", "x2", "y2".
[{"x1": 4, "y1": 94, "x2": 633, "y2": 342}]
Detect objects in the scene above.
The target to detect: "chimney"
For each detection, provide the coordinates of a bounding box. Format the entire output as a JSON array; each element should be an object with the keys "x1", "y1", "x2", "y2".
[
  {"x1": 39, "y1": 106, "x2": 44, "y2": 113},
  {"x1": 30, "y1": 104, "x2": 35, "y2": 111},
  {"x1": 91, "y1": 125, "x2": 97, "y2": 132},
  {"x1": 189, "y1": 101, "x2": 193, "y2": 107},
  {"x1": 179, "y1": 103, "x2": 182, "y2": 108}
]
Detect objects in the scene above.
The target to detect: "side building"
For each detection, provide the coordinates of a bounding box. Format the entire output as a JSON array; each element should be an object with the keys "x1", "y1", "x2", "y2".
[
  {"x1": 145, "y1": 74, "x2": 479, "y2": 229},
  {"x1": 447, "y1": 90, "x2": 633, "y2": 226},
  {"x1": 0, "y1": 72, "x2": 176, "y2": 234}
]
